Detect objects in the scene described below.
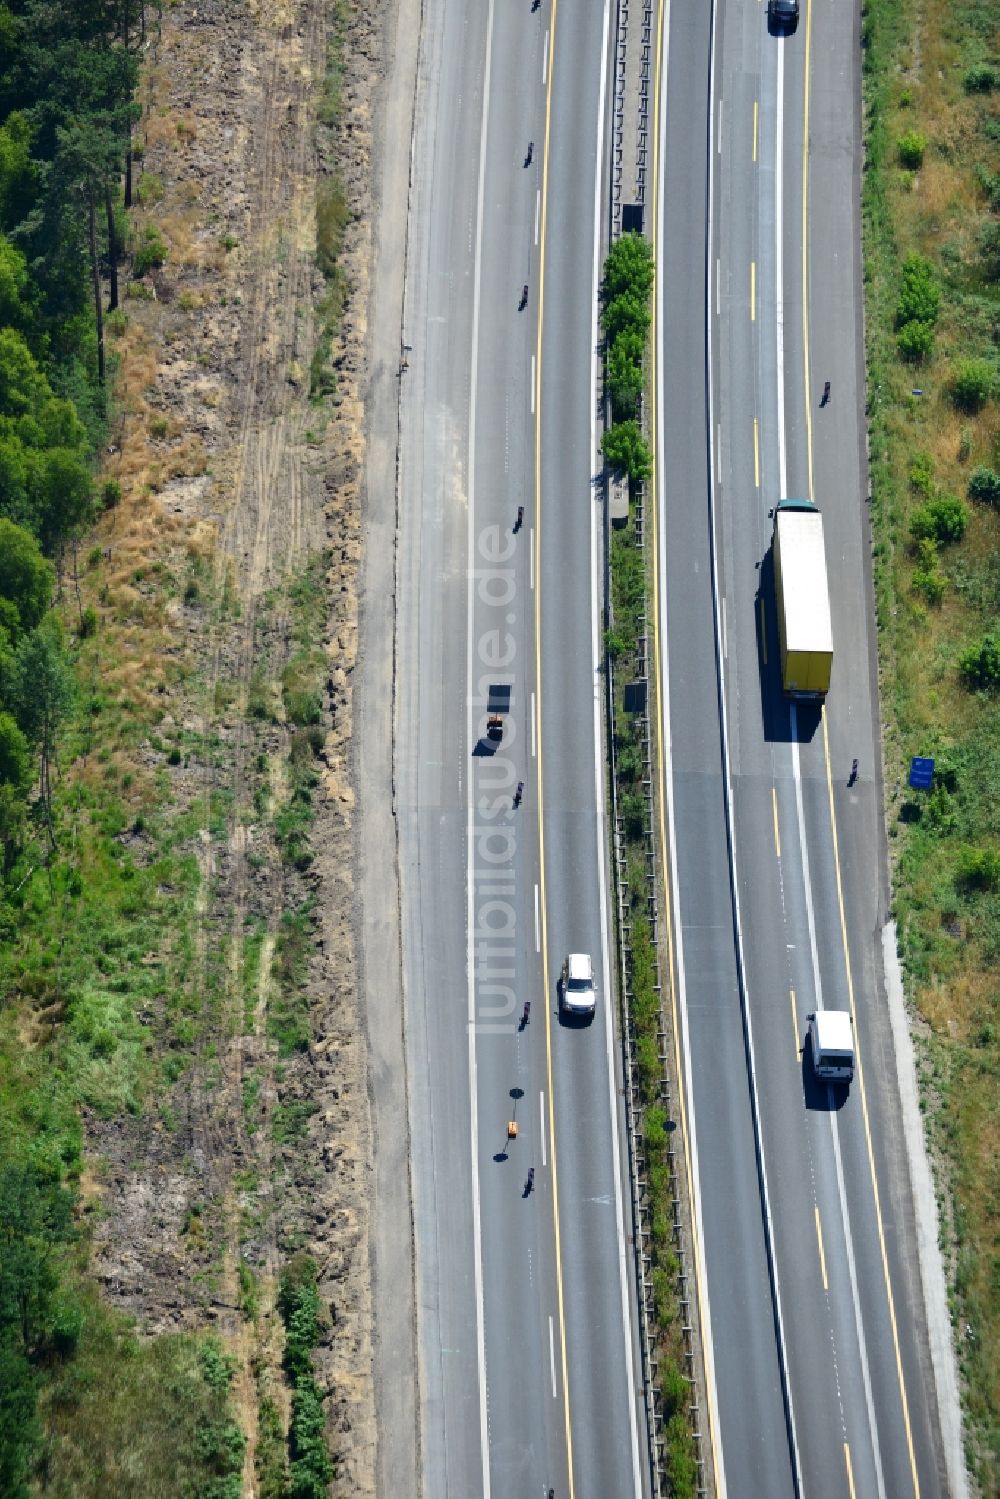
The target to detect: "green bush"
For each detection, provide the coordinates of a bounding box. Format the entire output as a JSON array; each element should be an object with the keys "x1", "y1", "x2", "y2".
[
  {"x1": 602, "y1": 231, "x2": 654, "y2": 304},
  {"x1": 896, "y1": 252, "x2": 940, "y2": 327},
  {"x1": 897, "y1": 319, "x2": 934, "y2": 362},
  {"x1": 951, "y1": 358, "x2": 994, "y2": 413},
  {"x1": 956, "y1": 846, "x2": 1000, "y2": 891},
  {"x1": 967, "y1": 466, "x2": 1000, "y2": 507},
  {"x1": 911, "y1": 538, "x2": 945, "y2": 605},
  {"x1": 959, "y1": 632, "x2": 1000, "y2": 692},
  {"x1": 897, "y1": 130, "x2": 927, "y2": 168},
  {"x1": 963, "y1": 63, "x2": 999, "y2": 94},
  {"x1": 603, "y1": 292, "x2": 651, "y2": 345},
  {"x1": 979, "y1": 219, "x2": 1000, "y2": 280},
  {"x1": 607, "y1": 330, "x2": 645, "y2": 421},
  {"x1": 908, "y1": 452, "x2": 935, "y2": 496},
  {"x1": 602, "y1": 421, "x2": 652, "y2": 482},
  {"x1": 134, "y1": 225, "x2": 167, "y2": 277},
  {"x1": 910, "y1": 494, "x2": 968, "y2": 544}
]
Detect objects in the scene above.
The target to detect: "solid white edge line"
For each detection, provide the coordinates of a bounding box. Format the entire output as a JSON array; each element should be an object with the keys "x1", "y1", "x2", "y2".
[
  {"x1": 591, "y1": 3, "x2": 642, "y2": 1492},
  {"x1": 789, "y1": 713, "x2": 887, "y2": 1497},
  {"x1": 542, "y1": 30, "x2": 549, "y2": 85},
  {"x1": 466, "y1": 9, "x2": 495, "y2": 1495},
  {"x1": 703, "y1": 18, "x2": 803, "y2": 1490},
  {"x1": 657, "y1": 0, "x2": 728, "y2": 1488},
  {"x1": 775, "y1": 43, "x2": 787, "y2": 501},
  {"x1": 540, "y1": 1089, "x2": 548, "y2": 1167}
]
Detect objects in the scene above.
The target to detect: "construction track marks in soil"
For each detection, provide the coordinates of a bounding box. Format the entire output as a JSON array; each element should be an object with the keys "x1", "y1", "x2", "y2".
[{"x1": 81, "y1": 0, "x2": 382, "y2": 1494}]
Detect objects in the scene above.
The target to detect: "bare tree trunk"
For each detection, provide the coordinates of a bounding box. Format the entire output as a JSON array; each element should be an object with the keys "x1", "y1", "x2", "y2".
[
  {"x1": 125, "y1": 135, "x2": 133, "y2": 209},
  {"x1": 105, "y1": 182, "x2": 119, "y2": 310},
  {"x1": 89, "y1": 188, "x2": 106, "y2": 386}
]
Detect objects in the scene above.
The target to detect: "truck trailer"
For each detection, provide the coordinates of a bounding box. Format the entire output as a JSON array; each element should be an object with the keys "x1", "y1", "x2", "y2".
[{"x1": 772, "y1": 499, "x2": 833, "y2": 699}]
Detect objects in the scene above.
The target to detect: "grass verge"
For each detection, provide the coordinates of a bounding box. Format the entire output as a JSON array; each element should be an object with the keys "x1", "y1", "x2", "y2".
[{"x1": 861, "y1": 0, "x2": 1000, "y2": 1483}]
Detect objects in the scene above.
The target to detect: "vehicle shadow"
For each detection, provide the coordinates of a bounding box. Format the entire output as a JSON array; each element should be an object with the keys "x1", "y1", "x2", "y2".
[
  {"x1": 556, "y1": 1006, "x2": 595, "y2": 1031},
  {"x1": 801, "y1": 1035, "x2": 849, "y2": 1112},
  {"x1": 756, "y1": 549, "x2": 822, "y2": 746}
]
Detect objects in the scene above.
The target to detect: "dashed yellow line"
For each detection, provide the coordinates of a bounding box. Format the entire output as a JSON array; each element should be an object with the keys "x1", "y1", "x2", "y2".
[
  {"x1": 845, "y1": 1441, "x2": 857, "y2": 1499},
  {"x1": 534, "y1": 4, "x2": 575, "y2": 1493},
  {"x1": 814, "y1": 1206, "x2": 829, "y2": 1291}
]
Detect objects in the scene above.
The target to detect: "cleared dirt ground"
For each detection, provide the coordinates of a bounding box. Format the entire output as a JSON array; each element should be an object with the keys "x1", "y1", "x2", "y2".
[{"x1": 81, "y1": 0, "x2": 392, "y2": 1490}]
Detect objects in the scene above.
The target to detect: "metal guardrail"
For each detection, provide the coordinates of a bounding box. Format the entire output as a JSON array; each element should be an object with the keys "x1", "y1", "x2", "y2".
[{"x1": 605, "y1": 1, "x2": 708, "y2": 1494}]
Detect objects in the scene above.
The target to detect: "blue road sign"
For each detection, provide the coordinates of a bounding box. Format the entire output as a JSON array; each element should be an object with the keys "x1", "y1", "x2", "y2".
[{"x1": 909, "y1": 756, "x2": 935, "y2": 791}]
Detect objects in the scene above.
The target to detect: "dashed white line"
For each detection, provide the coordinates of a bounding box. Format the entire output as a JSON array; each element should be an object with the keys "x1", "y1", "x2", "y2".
[{"x1": 549, "y1": 1316, "x2": 557, "y2": 1398}]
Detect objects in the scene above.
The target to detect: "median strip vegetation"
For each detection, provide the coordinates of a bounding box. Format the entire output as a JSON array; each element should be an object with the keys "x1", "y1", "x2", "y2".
[
  {"x1": 861, "y1": 0, "x2": 999, "y2": 1481},
  {"x1": 603, "y1": 231, "x2": 699, "y2": 1498}
]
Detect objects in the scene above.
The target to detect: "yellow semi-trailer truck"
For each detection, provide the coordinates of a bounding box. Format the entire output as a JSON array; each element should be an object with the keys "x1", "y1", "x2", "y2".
[{"x1": 772, "y1": 499, "x2": 833, "y2": 699}]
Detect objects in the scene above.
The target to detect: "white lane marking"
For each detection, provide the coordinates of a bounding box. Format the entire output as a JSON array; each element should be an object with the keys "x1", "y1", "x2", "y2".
[
  {"x1": 701, "y1": 2, "x2": 803, "y2": 1490},
  {"x1": 531, "y1": 691, "x2": 537, "y2": 758},
  {"x1": 830, "y1": 1105, "x2": 888, "y2": 1499},
  {"x1": 535, "y1": 188, "x2": 541, "y2": 246},
  {"x1": 666, "y1": 1, "x2": 728, "y2": 1489},
  {"x1": 590, "y1": 4, "x2": 642, "y2": 1493},
  {"x1": 531, "y1": 353, "x2": 536, "y2": 413},
  {"x1": 540, "y1": 1089, "x2": 548, "y2": 1166},
  {"x1": 716, "y1": 256, "x2": 720, "y2": 316},
  {"x1": 542, "y1": 31, "x2": 549, "y2": 85},
  {"x1": 717, "y1": 423, "x2": 722, "y2": 485},
  {"x1": 788, "y1": 709, "x2": 886, "y2": 1498},
  {"x1": 721, "y1": 597, "x2": 727, "y2": 659},
  {"x1": 466, "y1": 7, "x2": 495, "y2": 1494},
  {"x1": 775, "y1": 43, "x2": 787, "y2": 500},
  {"x1": 534, "y1": 882, "x2": 541, "y2": 953},
  {"x1": 549, "y1": 1316, "x2": 557, "y2": 1398}
]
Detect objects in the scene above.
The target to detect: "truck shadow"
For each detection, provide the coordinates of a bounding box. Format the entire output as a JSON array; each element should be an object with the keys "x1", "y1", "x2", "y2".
[
  {"x1": 756, "y1": 549, "x2": 822, "y2": 746},
  {"x1": 801, "y1": 1036, "x2": 849, "y2": 1112}
]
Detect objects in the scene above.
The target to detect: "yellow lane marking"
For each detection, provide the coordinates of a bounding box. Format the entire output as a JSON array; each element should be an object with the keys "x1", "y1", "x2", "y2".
[
  {"x1": 845, "y1": 1442, "x2": 857, "y2": 1499},
  {"x1": 750, "y1": 259, "x2": 757, "y2": 321},
  {"x1": 760, "y1": 596, "x2": 768, "y2": 665},
  {"x1": 753, "y1": 417, "x2": 760, "y2": 488},
  {"x1": 534, "y1": 6, "x2": 575, "y2": 1493},
  {"x1": 771, "y1": 786, "x2": 781, "y2": 858},
  {"x1": 814, "y1": 1206, "x2": 829, "y2": 1292},
  {"x1": 649, "y1": 0, "x2": 724, "y2": 1485},
  {"x1": 789, "y1": 987, "x2": 799, "y2": 1059},
  {"x1": 753, "y1": 99, "x2": 759, "y2": 163},
  {"x1": 820, "y1": 714, "x2": 920, "y2": 1495}
]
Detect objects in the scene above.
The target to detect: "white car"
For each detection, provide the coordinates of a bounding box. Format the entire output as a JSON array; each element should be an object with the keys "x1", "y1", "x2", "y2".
[{"x1": 560, "y1": 953, "x2": 596, "y2": 1017}]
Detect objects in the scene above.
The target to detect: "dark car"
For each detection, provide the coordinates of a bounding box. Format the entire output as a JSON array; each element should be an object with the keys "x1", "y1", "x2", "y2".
[{"x1": 768, "y1": 0, "x2": 799, "y2": 29}]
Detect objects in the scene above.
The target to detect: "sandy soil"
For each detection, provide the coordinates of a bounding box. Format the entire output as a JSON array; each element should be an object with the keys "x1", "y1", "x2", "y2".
[{"x1": 81, "y1": 1, "x2": 394, "y2": 1491}]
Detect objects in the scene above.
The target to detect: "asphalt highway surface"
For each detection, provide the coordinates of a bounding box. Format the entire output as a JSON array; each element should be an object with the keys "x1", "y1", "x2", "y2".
[
  {"x1": 397, "y1": 0, "x2": 645, "y2": 1495},
  {"x1": 654, "y1": 0, "x2": 950, "y2": 1495}
]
